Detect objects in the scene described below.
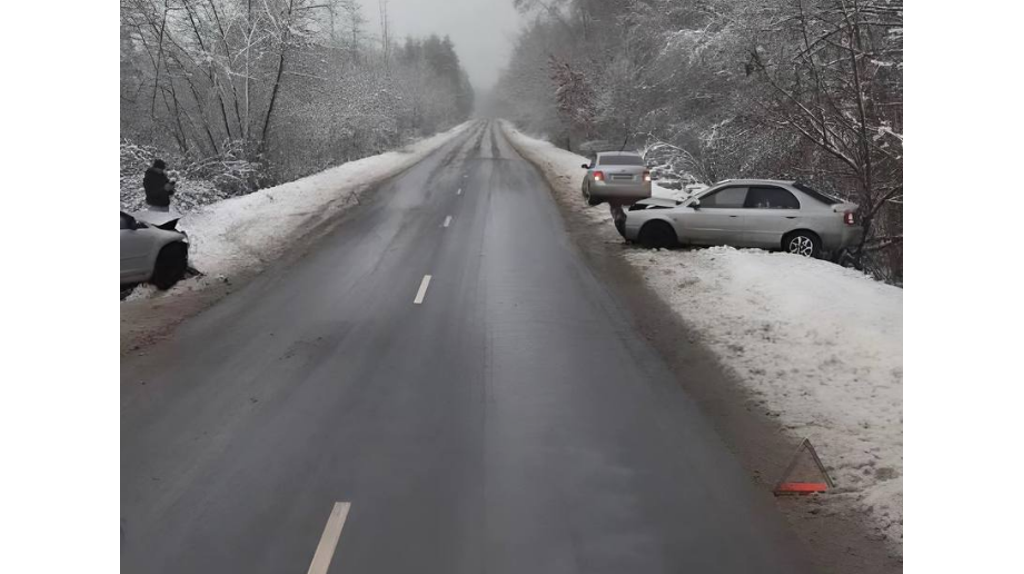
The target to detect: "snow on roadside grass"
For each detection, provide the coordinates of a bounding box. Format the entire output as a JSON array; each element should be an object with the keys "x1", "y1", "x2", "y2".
[
  {"x1": 500, "y1": 120, "x2": 904, "y2": 553},
  {"x1": 183, "y1": 123, "x2": 469, "y2": 276},
  {"x1": 127, "y1": 123, "x2": 469, "y2": 300},
  {"x1": 624, "y1": 247, "x2": 903, "y2": 547}
]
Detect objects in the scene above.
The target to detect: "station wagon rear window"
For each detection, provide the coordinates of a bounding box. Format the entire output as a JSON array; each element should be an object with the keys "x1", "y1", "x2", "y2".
[{"x1": 699, "y1": 186, "x2": 747, "y2": 208}]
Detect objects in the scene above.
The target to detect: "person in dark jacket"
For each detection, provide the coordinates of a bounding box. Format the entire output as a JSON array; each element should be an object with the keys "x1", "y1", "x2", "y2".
[{"x1": 143, "y1": 159, "x2": 175, "y2": 210}]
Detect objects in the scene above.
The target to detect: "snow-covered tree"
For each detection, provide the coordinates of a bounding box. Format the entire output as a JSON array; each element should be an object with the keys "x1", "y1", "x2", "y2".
[
  {"x1": 496, "y1": 0, "x2": 903, "y2": 282},
  {"x1": 120, "y1": 0, "x2": 475, "y2": 203}
]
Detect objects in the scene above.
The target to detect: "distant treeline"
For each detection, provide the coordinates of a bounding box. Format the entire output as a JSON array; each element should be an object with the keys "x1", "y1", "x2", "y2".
[
  {"x1": 494, "y1": 0, "x2": 902, "y2": 283},
  {"x1": 121, "y1": 0, "x2": 473, "y2": 205}
]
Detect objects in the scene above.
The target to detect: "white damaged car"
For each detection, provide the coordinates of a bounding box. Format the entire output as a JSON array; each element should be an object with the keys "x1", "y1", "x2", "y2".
[
  {"x1": 622, "y1": 179, "x2": 863, "y2": 257},
  {"x1": 120, "y1": 210, "x2": 189, "y2": 289}
]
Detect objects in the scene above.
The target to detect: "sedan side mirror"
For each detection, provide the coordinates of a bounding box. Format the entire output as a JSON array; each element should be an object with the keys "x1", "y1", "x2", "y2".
[
  {"x1": 690, "y1": 199, "x2": 701, "y2": 209},
  {"x1": 581, "y1": 163, "x2": 590, "y2": 169}
]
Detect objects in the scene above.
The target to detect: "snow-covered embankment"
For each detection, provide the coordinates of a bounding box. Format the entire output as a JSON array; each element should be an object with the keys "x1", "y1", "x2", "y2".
[
  {"x1": 183, "y1": 122, "x2": 470, "y2": 278},
  {"x1": 125, "y1": 123, "x2": 469, "y2": 302},
  {"x1": 500, "y1": 120, "x2": 903, "y2": 552}
]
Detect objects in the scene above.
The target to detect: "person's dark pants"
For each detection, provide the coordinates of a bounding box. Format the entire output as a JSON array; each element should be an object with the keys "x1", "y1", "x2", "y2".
[{"x1": 609, "y1": 202, "x2": 627, "y2": 238}]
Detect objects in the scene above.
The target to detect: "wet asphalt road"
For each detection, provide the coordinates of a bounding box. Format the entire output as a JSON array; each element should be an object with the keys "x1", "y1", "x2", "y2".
[{"x1": 121, "y1": 120, "x2": 809, "y2": 573}]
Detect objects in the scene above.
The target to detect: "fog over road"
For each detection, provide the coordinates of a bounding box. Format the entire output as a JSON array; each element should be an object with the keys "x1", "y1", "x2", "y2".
[{"x1": 121, "y1": 120, "x2": 809, "y2": 573}]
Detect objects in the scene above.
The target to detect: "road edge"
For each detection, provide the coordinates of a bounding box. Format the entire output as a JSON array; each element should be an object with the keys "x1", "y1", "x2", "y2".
[
  {"x1": 498, "y1": 119, "x2": 902, "y2": 574},
  {"x1": 120, "y1": 122, "x2": 480, "y2": 355}
]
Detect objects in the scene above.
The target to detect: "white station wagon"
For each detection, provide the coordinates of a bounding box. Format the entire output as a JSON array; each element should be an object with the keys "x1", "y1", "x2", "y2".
[
  {"x1": 120, "y1": 210, "x2": 189, "y2": 289},
  {"x1": 622, "y1": 179, "x2": 863, "y2": 257}
]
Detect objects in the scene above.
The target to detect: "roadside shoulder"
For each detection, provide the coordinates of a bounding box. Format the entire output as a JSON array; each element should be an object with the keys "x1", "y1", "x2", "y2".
[
  {"x1": 499, "y1": 120, "x2": 903, "y2": 572},
  {"x1": 121, "y1": 122, "x2": 473, "y2": 354}
]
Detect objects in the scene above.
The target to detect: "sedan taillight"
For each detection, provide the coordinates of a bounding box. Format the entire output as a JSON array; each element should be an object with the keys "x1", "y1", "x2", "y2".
[
  {"x1": 844, "y1": 211, "x2": 856, "y2": 225},
  {"x1": 593, "y1": 170, "x2": 605, "y2": 182},
  {"x1": 643, "y1": 171, "x2": 652, "y2": 182}
]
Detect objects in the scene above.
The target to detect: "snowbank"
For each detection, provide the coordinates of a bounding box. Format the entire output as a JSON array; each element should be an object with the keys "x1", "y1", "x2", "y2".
[
  {"x1": 183, "y1": 122, "x2": 468, "y2": 277},
  {"x1": 500, "y1": 121, "x2": 904, "y2": 552},
  {"x1": 131, "y1": 123, "x2": 469, "y2": 296},
  {"x1": 625, "y1": 247, "x2": 903, "y2": 546}
]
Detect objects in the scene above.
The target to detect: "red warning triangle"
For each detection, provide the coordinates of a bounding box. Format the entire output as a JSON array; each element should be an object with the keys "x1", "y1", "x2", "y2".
[{"x1": 773, "y1": 438, "x2": 834, "y2": 495}]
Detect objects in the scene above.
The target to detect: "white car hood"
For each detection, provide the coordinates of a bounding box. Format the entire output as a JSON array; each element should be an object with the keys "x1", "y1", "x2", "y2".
[
  {"x1": 134, "y1": 208, "x2": 183, "y2": 227},
  {"x1": 632, "y1": 197, "x2": 681, "y2": 209}
]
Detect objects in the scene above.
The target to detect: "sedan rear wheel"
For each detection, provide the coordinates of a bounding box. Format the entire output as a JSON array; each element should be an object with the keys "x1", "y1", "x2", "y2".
[{"x1": 784, "y1": 231, "x2": 821, "y2": 258}]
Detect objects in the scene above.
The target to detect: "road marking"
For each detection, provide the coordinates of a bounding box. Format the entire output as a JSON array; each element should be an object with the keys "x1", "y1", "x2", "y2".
[
  {"x1": 443, "y1": 215, "x2": 452, "y2": 228},
  {"x1": 305, "y1": 502, "x2": 351, "y2": 574},
  {"x1": 457, "y1": 188, "x2": 462, "y2": 195},
  {"x1": 414, "y1": 275, "x2": 432, "y2": 304}
]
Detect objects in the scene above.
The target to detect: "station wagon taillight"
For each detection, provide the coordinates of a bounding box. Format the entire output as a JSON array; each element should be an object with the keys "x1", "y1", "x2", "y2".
[
  {"x1": 593, "y1": 170, "x2": 605, "y2": 181},
  {"x1": 844, "y1": 211, "x2": 856, "y2": 225}
]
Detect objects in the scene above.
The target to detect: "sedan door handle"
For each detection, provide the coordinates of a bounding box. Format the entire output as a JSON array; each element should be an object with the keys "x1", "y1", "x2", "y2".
[
  {"x1": 729, "y1": 215, "x2": 739, "y2": 218},
  {"x1": 785, "y1": 216, "x2": 797, "y2": 219}
]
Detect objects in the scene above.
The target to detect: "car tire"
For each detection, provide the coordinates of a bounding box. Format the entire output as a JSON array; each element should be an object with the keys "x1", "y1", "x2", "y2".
[
  {"x1": 583, "y1": 183, "x2": 600, "y2": 207},
  {"x1": 783, "y1": 231, "x2": 822, "y2": 258},
  {"x1": 151, "y1": 242, "x2": 188, "y2": 290},
  {"x1": 638, "y1": 221, "x2": 677, "y2": 249}
]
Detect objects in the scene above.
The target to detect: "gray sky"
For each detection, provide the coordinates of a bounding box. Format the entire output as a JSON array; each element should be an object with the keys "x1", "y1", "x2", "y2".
[{"x1": 358, "y1": 0, "x2": 524, "y2": 89}]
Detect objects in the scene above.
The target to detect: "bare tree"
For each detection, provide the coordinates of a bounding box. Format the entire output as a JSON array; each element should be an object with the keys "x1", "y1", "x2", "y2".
[
  {"x1": 121, "y1": 0, "x2": 475, "y2": 208},
  {"x1": 495, "y1": 0, "x2": 903, "y2": 281}
]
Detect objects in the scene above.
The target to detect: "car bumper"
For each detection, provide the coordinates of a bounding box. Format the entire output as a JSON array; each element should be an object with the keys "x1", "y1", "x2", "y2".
[
  {"x1": 839, "y1": 226, "x2": 864, "y2": 249},
  {"x1": 588, "y1": 181, "x2": 652, "y2": 203},
  {"x1": 824, "y1": 225, "x2": 864, "y2": 251}
]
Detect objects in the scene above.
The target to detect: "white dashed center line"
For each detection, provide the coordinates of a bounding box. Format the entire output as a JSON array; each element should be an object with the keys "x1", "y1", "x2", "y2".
[
  {"x1": 443, "y1": 215, "x2": 452, "y2": 228},
  {"x1": 457, "y1": 188, "x2": 462, "y2": 195},
  {"x1": 305, "y1": 502, "x2": 351, "y2": 574},
  {"x1": 414, "y1": 275, "x2": 432, "y2": 305}
]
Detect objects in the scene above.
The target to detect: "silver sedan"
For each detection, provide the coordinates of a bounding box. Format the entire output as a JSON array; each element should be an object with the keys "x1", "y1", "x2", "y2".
[
  {"x1": 622, "y1": 179, "x2": 863, "y2": 257},
  {"x1": 580, "y1": 151, "x2": 652, "y2": 206}
]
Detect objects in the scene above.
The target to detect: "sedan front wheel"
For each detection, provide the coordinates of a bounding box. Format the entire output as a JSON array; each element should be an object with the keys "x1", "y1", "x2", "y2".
[
  {"x1": 151, "y1": 242, "x2": 188, "y2": 290},
  {"x1": 638, "y1": 221, "x2": 677, "y2": 249}
]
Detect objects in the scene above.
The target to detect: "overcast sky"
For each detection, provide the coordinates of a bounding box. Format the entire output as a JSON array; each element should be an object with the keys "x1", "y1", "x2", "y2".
[{"x1": 357, "y1": 0, "x2": 524, "y2": 89}]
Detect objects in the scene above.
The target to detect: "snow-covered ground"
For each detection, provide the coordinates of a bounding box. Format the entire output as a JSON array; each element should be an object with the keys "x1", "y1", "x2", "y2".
[
  {"x1": 125, "y1": 122, "x2": 469, "y2": 299},
  {"x1": 500, "y1": 120, "x2": 904, "y2": 553}
]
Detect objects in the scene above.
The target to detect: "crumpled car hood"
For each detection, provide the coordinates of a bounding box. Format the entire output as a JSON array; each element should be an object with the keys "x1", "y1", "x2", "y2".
[{"x1": 134, "y1": 208, "x2": 183, "y2": 229}]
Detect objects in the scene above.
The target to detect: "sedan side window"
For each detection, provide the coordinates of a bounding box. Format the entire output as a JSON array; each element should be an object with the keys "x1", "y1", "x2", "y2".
[
  {"x1": 744, "y1": 186, "x2": 800, "y2": 209},
  {"x1": 699, "y1": 186, "x2": 747, "y2": 208}
]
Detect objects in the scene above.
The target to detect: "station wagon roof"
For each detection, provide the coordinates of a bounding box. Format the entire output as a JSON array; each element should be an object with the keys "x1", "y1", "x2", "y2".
[{"x1": 712, "y1": 179, "x2": 795, "y2": 186}]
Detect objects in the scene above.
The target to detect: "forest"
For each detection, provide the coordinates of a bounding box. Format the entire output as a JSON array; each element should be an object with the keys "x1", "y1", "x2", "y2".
[
  {"x1": 493, "y1": 0, "x2": 902, "y2": 282},
  {"x1": 120, "y1": 0, "x2": 474, "y2": 211}
]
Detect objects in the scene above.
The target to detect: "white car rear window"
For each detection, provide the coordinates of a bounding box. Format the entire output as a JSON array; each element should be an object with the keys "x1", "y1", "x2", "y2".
[{"x1": 599, "y1": 154, "x2": 644, "y2": 166}]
